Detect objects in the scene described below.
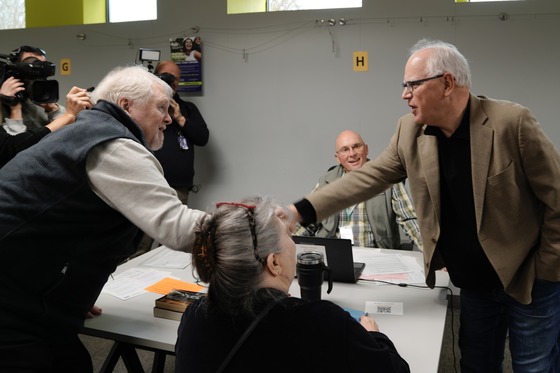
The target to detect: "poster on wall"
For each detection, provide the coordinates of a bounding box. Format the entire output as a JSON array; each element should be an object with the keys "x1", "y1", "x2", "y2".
[{"x1": 170, "y1": 36, "x2": 202, "y2": 94}]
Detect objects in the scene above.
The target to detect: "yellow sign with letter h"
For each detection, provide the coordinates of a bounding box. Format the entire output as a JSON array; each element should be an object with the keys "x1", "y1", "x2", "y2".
[{"x1": 353, "y1": 51, "x2": 368, "y2": 72}]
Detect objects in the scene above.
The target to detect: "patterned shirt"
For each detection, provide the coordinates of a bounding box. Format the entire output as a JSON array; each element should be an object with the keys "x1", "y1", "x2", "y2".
[
  {"x1": 295, "y1": 171, "x2": 422, "y2": 250},
  {"x1": 336, "y1": 183, "x2": 423, "y2": 249},
  {"x1": 339, "y1": 202, "x2": 375, "y2": 247},
  {"x1": 391, "y1": 182, "x2": 423, "y2": 250}
]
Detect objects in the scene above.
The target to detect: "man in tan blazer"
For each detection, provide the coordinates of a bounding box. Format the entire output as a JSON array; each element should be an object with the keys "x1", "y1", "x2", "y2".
[{"x1": 292, "y1": 39, "x2": 560, "y2": 372}]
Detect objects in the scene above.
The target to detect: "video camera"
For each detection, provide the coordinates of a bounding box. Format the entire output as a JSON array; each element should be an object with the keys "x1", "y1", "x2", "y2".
[
  {"x1": 156, "y1": 72, "x2": 177, "y2": 88},
  {"x1": 0, "y1": 53, "x2": 59, "y2": 104}
]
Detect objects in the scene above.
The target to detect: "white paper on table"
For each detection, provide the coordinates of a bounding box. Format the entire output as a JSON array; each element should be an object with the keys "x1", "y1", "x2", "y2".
[
  {"x1": 102, "y1": 268, "x2": 173, "y2": 300},
  {"x1": 354, "y1": 251, "x2": 425, "y2": 284},
  {"x1": 354, "y1": 252, "x2": 419, "y2": 274},
  {"x1": 138, "y1": 247, "x2": 191, "y2": 269}
]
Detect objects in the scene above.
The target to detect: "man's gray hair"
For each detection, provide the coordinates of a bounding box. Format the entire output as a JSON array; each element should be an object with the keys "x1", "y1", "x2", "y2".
[
  {"x1": 410, "y1": 39, "x2": 472, "y2": 88},
  {"x1": 90, "y1": 65, "x2": 173, "y2": 105}
]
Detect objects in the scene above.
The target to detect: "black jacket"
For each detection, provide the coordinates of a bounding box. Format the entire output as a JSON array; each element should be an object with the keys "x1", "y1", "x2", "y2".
[
  {"x1": 176, "y1": 295, "x2": 410, "y2": 373},
  {"x1": 154, "y1": 94, "x2": 209, "y2": 188},
  {"x1": 0, "y1": 101, "x2": 144, "y2": 343},
  {"x1": 0, "y1": 126, "x2": 51, "y2": 168}
]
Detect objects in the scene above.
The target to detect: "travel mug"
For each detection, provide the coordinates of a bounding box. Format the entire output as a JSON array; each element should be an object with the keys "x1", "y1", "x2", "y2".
[{"x1": 296, "y1": 251, "x2": 333, "y2": 301}]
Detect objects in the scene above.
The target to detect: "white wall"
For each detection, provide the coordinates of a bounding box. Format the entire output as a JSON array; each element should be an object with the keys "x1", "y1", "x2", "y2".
[{"x1": 1, "y1": 0, "x2": 559, "y2": 211}]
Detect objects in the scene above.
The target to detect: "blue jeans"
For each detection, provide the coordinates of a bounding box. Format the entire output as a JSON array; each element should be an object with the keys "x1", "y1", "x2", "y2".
[{"x1": 459, "y1": 280, "x2": 560, "y2": 373}]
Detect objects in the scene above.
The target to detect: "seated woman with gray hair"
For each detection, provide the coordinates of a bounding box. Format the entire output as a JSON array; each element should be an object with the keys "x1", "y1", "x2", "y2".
[{"x1": 175, "y1": 196, "x2": 410, "y2": 372}]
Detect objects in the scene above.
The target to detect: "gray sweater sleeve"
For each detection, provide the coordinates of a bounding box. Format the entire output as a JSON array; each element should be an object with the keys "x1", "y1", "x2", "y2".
[{"x1": 86, "y1": 138, "x2": 207, "y2": 251}]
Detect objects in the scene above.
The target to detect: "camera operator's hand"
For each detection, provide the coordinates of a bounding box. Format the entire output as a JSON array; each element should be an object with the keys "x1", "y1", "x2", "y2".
[
  {"x1": 44, "y1": 87, "x2": 92, "y2": 133},
  {"x1": 39, "y1": 102, "x2": 60, "y2": 113},
  {"x1": 65, "y1": 86, "x2": 93, "y2": 118},
  {"x1": 169, "y1": 98, "x2": 187, "y2": 127},
  {"x1": 0, "y1": 77, "x2": 25, "y2": 105}
]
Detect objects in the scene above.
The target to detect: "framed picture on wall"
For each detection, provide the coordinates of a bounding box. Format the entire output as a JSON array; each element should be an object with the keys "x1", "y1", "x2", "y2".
[{"x1": 170, "y1": 36, "x2": 202, "y2": 93}]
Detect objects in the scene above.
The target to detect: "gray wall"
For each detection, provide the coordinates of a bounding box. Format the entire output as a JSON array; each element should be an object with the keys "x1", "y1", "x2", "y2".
[{"x1": 1, "y1": 0, "x2": 559, "y2": 211}]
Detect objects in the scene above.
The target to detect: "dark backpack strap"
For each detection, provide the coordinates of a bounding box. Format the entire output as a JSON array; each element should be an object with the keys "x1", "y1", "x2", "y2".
[{"x1": 216, "y1": 301, "x2": 277, "y2": 373}]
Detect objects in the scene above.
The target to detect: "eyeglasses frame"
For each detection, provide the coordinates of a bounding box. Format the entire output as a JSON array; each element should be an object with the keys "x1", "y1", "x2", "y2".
[
  {"x1": 402, "y1": 74, "x2": 444, "y2": 94},
  {"x1": 336, "y1": 142, "x2": 365, "y2": 156}
]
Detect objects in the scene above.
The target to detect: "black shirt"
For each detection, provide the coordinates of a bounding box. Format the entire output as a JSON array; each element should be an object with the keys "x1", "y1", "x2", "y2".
[
  {"x1": 176, "y1": 294, "x2": 410, "y2": 373},
  {"x1": 424, "y1": 104, "x2": 502, "y2": 291},
  {"x1": 0, "y1": 126, "x2": 51, "y2": 168},
  {"x1": 153, "y1": 94, "x2": 209, "y2": 188}
]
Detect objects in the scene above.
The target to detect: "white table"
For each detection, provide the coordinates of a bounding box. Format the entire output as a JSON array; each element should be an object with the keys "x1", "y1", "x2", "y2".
[
  {"x1": 317, "y1": 248, "x2": 451, "y2": 373},
  {"x1": 82, "y1": 246, "x2": 450, "y2": 373}
]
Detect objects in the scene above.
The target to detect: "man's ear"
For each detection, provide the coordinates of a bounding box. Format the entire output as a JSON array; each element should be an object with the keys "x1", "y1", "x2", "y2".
[
  {"x1": 443, "y1": 73, "x2": 455, "y2": 94},
  {"x1": 118, "y1": 97, "x2": 131, "y2": 113}
]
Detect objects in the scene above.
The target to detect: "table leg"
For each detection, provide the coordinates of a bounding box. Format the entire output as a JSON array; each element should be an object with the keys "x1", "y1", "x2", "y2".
[
  {"x1": 99, "y1": 342, "x2": 144, "y2": 373},
  {"x1": 151, "y1": 351, "x2": 168, "y2": 373}
]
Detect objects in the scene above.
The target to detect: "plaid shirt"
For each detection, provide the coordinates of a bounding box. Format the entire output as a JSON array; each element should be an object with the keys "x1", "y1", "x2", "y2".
[
  {"x1": 338, "y1": 183, "x2": 422, "y2": 249},
  {"x1": 339, "y1": 202, "x2": 374, "y2": 247},
  {"x1": 391, "y1": 182, "x2": 423, "y2": 250},
  {"x1": 296, "y1": 173, "x2": 422, "y2": 250}
]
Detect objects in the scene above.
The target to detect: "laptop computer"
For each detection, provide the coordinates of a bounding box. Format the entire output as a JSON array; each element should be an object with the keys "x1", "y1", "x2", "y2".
[{"x1": 292, "y1": 236, "x2": 365, "y2": 283}]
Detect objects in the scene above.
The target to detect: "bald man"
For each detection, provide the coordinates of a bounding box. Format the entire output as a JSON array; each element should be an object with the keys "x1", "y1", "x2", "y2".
[{"x1": 297, "y1": 130, "x2": 421, "y2": 250}]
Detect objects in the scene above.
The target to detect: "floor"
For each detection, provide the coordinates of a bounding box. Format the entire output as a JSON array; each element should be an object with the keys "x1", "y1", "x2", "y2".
[{"x1": 80, "y1": 335, "x2": 176, "y2": 373}]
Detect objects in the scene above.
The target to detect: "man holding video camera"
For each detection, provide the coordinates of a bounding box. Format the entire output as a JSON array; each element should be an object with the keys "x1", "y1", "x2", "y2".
[
  {"x1": 1, "y1": 45, "x2": 92, "y2": 167},
  {"x1": 0, "y1": 79, "x2": 91, "y2": 167},
  {"x1": 1, "y1": 45, "x2": 66, "y2": 134}
]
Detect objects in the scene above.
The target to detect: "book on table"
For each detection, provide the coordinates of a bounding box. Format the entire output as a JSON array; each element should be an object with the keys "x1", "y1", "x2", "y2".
[
  {"x1": 153, "y1": 289, "x2": 205, "y2": 320},
  {"x1": 153, "y1": 306, "x2": 184, "y2": 321}
]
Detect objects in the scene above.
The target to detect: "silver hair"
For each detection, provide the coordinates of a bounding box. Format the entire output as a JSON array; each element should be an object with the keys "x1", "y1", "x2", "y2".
[
  {"x1": 192, "y1": 196, "x2": 291, "y2": 316},
  {"x1": 410, "y1": 39, "x2": 472, "y2": 88},
  {"x1": 89, "y1": 64, "x2": 173, "y2": 105}
]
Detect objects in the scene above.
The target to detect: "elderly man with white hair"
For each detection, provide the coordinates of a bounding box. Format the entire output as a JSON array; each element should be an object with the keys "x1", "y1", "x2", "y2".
[{"x1": 0, "y1": 65, "x2": 206, "y2": 372}]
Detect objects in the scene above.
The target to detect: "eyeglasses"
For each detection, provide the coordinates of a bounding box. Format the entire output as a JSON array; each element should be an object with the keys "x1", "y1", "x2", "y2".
[
  {"x1": 337, "y1": 142, "x2": 364, "y2": 156},
  {"x1": 402, "y1": 74, "x2": 444, "y2": 94},
  {"x1": 215, "y1": 202, "x2": 265, "y2": 264}
]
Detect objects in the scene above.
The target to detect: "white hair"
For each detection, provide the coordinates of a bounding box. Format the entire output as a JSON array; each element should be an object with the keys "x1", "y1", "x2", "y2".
[
  {"x1": 410, "y1": 39, "x2": 472, "y2": 88},
  {"x1": 90, "y1": 64, "x2": 173, "y2": 105}
]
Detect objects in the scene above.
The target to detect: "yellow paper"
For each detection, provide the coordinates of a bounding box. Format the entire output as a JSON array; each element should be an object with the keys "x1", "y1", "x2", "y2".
[{"x1": 145, "y1": 277, "x2": 204, "y2": 295}]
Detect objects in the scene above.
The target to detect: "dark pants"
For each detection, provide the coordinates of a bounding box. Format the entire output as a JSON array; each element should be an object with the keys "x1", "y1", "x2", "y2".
[
  {"x1": 0, "y1": 334, "x2": 93, "y2": 373},
  {"x1": 459, "y1": 279, "x2": 560, "y2": 373}
]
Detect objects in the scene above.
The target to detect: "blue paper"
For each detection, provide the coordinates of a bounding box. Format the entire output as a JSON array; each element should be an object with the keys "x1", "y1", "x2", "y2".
[{"x1": 344, "y1": 307, "x2": 366, "y2": 321}]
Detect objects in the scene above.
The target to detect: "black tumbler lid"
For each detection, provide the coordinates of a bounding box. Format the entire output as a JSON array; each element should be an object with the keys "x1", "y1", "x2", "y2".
[{"x1": 297, "y1": 251, "x2": 324, "y2": 265}]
